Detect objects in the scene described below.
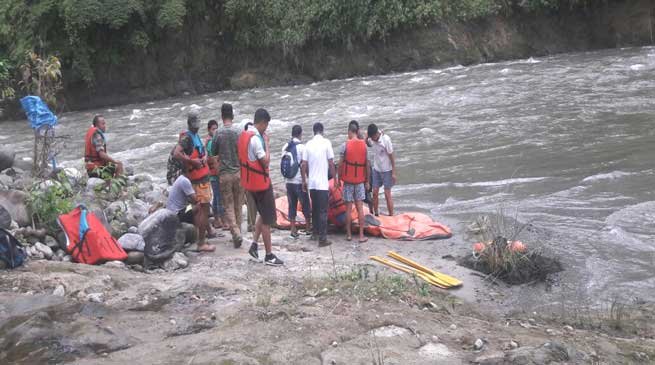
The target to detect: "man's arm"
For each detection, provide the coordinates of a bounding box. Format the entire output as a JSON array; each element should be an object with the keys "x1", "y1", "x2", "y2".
[
  {"x1": 174, "y1": 138, "x2": 202, "y2": 169},
  {"x1": 365, "y1": 158, "x2": 370, "y2": 190},
  {"x1": 389, "y1": 152, "x2": 396, "y2": 184},
  {"x1": 301, "y1": 160, "x2": 308, "y2": 192},
  {"x1": 98, "y1": 150, "x2": 120, "y2": 165},
  {"x1": 328, "y1": 158, "x2": 336, "y2": 183}
]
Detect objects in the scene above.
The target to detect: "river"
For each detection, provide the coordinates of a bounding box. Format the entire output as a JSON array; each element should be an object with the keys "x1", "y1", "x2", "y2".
[{"x1": 2, "y1": 46, "x2": 654, "y2": 309}]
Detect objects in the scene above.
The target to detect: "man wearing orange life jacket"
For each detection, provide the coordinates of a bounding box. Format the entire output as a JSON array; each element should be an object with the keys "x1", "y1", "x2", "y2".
[
  {"x1": 238, "y1": 108, "x2": 283, "y2": 266},
  {"x1": 84, "y1": 115, "x2": 123, "y2": 178},
  {"x1": 173, "y1": 113, "x2": 215, "y2": 253},
  {"x1": 336, "y1": 120, "x2": 369, "y2": 243}
]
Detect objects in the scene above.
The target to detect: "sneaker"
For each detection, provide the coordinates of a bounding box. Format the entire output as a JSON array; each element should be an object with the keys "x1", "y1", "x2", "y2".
[
  {"x1": 264, "y1": 253, "x2": 284, "y2": 266},
  {"x1": 318, "y1": 239, "x2": 332, "y2": 247},
  {"x1": 233, "y1": 235, "x2": 243, "y2": 249},
  {"x1": 289, "y1": 232, "x2": 300, "y2": 240},
  {"x1": 248, "y1": 242, "x2": 259, "y2": 259}
]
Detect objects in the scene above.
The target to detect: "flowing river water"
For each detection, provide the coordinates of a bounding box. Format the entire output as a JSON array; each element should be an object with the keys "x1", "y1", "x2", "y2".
[{"x1": 2, "y1": 46, "x2": 654, "y2": 309}]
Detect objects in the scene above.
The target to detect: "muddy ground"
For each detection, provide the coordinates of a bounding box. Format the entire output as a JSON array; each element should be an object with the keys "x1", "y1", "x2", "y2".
[{"x1": 1, "y1": 227, "x2": 654, "y2": 364}]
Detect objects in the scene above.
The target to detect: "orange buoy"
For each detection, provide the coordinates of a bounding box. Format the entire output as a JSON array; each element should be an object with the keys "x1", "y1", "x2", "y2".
[
  {"x1": 472, "y1": 242, "x2": 487, "y2": 253},
  {"x1": 509, "y1": 240, "x2": 527, "y2": 253}
]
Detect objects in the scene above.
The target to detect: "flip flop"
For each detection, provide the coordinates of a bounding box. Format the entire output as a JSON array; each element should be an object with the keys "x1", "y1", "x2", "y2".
[
  {"x1": 359, "y1": 237, "x2": 368, "y2": 243},
  {"x1": 198, "y1": 244, "x2": 216, "y2": 252},
  {"x1": 346, "y1": 235, "x2": 352, "y2": 241}
]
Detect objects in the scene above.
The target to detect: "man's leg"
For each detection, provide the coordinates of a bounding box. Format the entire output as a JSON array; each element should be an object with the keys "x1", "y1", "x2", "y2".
[
  {"x1": 317, "y1": 190, "x2": 329, "y2": 245},
  {"x1": 299, "y1": 189, "x2": 312, "y2": 232},
  {"x1": 193, "y1": 182, "x2": 214, "y2": 252},
  {"x1": 355, "y1": 200, "x2": 367, "y2": 242},
  {"x1": 372, "y1": 187, "x2": 380, "y2": 216},
  {"x1": 310, "y1": 189, "x2": 319, "y2": 239},
  {"x1": 220, "y1": 174, "x2": 238, "y2": 238},
  {"x1": 233, "y1": 174, "x2": 244, "y2": 236},
  {"x1": 384, "y1": 171, "x2": 394, "y2": 216},
  {"x1": 246, "y1": 192, "x2": 256, "y2": 233},
  {"x1": 345, "y1": 201, "x2": 353, "y2": 240},
  {"x1": 287, "y1": 184, "x2": 298, "y2": 236}
]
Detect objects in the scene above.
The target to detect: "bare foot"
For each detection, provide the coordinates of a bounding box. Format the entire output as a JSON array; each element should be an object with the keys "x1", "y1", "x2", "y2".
[
  {"x1": 359, "y1": 237, "x2": 368, "y2": 243},
  {"x1": 197, "y1": 243, "x2": 216, "y2": 252}
]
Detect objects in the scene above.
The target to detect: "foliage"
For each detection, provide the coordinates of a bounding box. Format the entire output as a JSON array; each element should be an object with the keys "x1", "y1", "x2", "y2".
[
  {"x1": 27, "y1": 171, "x2": 75, "y2": 233},
  {"x1": 0, "y1": 58, "x2": 15, "y2": 101},
  {"x1": 19, "y1": 51, "x2": 63, "y2": 109},
  {"x1": 91, "y1": 165, "x2": 128, "y2": 198}
]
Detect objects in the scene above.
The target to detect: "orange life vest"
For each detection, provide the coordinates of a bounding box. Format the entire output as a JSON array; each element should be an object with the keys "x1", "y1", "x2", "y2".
[
  {"x1": 179, "y1": 131, "x2": 210, "y2": 182},
  {"x1": 205, "y1": 135, "x2": 218, "y2": 176},
  {"x1": 328, "y1": 179, "x2": 347, "y2": 225},
  {"x1": 237, "y1": 131, "x2": 270, "y2": 192},
  {"x1": 57, "y1": 206, "x2": 127, "y2": 265},
  {"x1": 84, "y1": 126, "x2": 107, "y2": 171},
  {"x1": 340, "y1": 138, "x2": 368, "y2": 184}
]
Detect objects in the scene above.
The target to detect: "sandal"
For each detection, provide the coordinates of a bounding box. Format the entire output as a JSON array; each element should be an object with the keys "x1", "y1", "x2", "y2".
[
  {"x1": 358, "y1": 237, "x2": 368, "y2": 243},
  {"x1": 346, "y1": 235, "x2": 352, "y2": 241}
]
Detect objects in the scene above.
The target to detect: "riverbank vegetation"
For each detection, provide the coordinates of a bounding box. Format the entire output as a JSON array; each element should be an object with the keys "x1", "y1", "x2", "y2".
[{"x1": 0, "y1": 0, "x2": 600, "y2": 114}]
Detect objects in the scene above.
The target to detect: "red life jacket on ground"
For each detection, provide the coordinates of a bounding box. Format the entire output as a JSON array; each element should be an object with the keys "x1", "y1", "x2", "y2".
[
  {"x1": 57, "y1": 206, "x2": 127, "y2": 265},
  {"x1": 204, "y1": 135, "x2": 218, "y2": 176},
  {"x1": 237, "y1": 131, "x2": 270, "y2": 192},
  {"x1": 340, "y1": 138, "x2": 367, "y2": 184},
  {"x1": 179, "y1": 131, "x2": 210, "y2": 182},
  {"x1": 328, "y1": 179, "x2": 347, "y2": 225},
  {"x1": 84, "y1": 126, "x2": 107, "y2": 171}
]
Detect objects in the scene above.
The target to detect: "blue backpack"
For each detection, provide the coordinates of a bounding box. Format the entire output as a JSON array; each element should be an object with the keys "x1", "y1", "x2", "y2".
[
  {"x1": 280, "y1": 140, "x2": 300, "y2": 179},
  {"x1": 0, "y1": 228, "x2": 26, "y2": 269}
]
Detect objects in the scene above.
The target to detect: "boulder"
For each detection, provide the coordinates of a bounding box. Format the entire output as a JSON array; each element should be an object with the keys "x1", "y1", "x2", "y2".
[
  {"x1": 126, "y1": 251, "x2": 144, "y2": 265},
  {"x1": 144, "y1": 189, "x2": 165, "y2": 204},
  {"x1": 105, "y1": 201, "x2": 126, "y2": 222},
  {"x1": 0, "y1": 204, "x2": 11, "y2": 229},
  {"x1": 507, "y1": 342, "x2": 570, "y2": 364},
  {"x1": 117, "y1": 233, "x2": 145, "y2": 251},
  {"x1": 127, "y1": 226, "x2": 138, "y2": 234},
  {"x1": 139, "y1": 209, "x2": 181, "y2": 263},
  {"x1": 0, "y1": 174, "x2": 13, "y2": 187},
  {"x1": 44, "y1": 235, "x2": 59, "y2": 250},
  {"x1": 123, "y1": 199, "x2": 149, "y2": 227},
  {"x1": 163, "y1": 252, "x2": 188, "y2": 271},
  {"x1": 110, "y1": 220, "x2": 129, "y2": 238},
  {"x1": 52, "y1": 285, "x2": 65, "y2": 297},
  {"x1": 179, "y1": 222, "x2": 198, "y2": 244},
  {"x1": 0, "y1": 147, "x2": 15, "y2": 172},
  {"x1": 0, "y1": 190, "x2": 31, "y2": 227}
]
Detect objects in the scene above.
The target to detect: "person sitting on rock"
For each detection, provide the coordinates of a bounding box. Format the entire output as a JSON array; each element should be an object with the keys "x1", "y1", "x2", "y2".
[
  {"x1": 84, "y1": 115, "x2": 123, "y2": 178},
  {"x1": 166, "y1": 171, "x2": 216, "y2": 253}
]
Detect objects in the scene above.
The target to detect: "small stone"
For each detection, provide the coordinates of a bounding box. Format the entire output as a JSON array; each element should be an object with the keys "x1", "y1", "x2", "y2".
[
  {"x1": 128, "y1": 226, "x2": 138, "y2": 234},
  {"x1": 449, "y1": 324, "x2": 457, "y2": 330},
  {"x1": 34, "y1": 242, "x2": 53, "y2": 259},
  {"x1": 474, "y1": 338, "x2": 485, "y2": 351},
  {"x1": 510, "y1": 340, "x2": 519, "y2": 349},
  {"x1": 528, "y1": 318, "x2": 536, "y2": 324},
  {"x1": 52, "y1": 285, "x2": 65, "y2": 297},
  {"x1": 563, "y1": 325, "x2": 574, "y2": 332},
  {"x1": 431, "y1": 335, "x2": 440, "y2": 343},
  {"x1": 62, "y1": 255, "x2": 73, "y2": 262},
  {"x1": 44, "y1": 235, "x2": 59, "y2": 249},
  {"x1": 170, "y1": 319, "x2": 176, "y2": 325},
  {"x1": 546, "y1": 328, "x2": 555, "y2": 335},
  {"x1": 87, "y1": 292, "x2": 105, "y2": 303},
  {"x1": 331, "y1": 341, "x2": 338, "y2": 347},
  {"x1": 302, "y1": 297, "x2": 317, "y2": 306},
  {"x1": 210, "y1": 313, "x2": 217, "y2": 320},
  {"x1": 104, "y1": 260, "x2": 126, "y2": 269},
  {"x1": 163, "y1": 252, "x2": 188, "y2": 271}
]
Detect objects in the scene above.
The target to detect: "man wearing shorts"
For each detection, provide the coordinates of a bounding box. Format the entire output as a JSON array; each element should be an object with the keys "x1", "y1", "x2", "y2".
[
  {"x1": 173, "y1": 113, "x2": 215, "y2": 252},
  {"x1": 337, "y1": 120, "x2": 369, "y2": 243},
  {"x1": 240, "y1": 109, "x2": 283, "y2": 266},
  {"x1": 367, "y1": 123, "x2": 396, "y2": 216}
]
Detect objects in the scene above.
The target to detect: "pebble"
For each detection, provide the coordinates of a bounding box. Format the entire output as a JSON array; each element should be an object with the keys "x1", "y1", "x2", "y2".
[
  {"x1": 34, "y1": 242, "x2": 53, "y2": 259},
  {"x1": 87, "y1": 292, "x2": 105, "y2": 303},
  {"x1": 449, "y1": 324, "x2": 457, "y2": 330},
  {"x1": 509, "y1": 340, "x2": 519, "y2": 349},
  {"x1": 563, "y1": 325, "x2": 574, "y2": 332},
  {"x1": 331, "y1": 341, "x2": 338, "y2": 347},
  {"x1": 52, "y1": 285, "x2": 65, "y2": 297},
  {"x1": 474, "y1": 338, "x2": 484, "y2": 351},
  {"x1": 104, "y1": 260, "x2": 126, "y2": 269}
]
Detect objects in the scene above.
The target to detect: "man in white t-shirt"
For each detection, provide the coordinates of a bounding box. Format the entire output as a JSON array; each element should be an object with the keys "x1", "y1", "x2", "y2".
[
  {"x1": 282, "y1": 125, "x2": 311, "y2": 239},
  {"x1": 367, "y1": 123, "x2": 396, "y2": 216},
  {"x1": 301, "y1": 122, "x2": 335, "y2": 247}
]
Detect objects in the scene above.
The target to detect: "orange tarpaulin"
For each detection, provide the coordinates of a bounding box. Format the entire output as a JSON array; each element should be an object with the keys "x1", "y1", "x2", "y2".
[{"x1": 275, "y1": 196, "x2": 452, "y2": 241}]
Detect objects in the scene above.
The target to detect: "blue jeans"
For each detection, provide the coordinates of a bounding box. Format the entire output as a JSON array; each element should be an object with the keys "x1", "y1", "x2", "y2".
[
  {"x1": 210, "y1": 179, "x2": 225, "y2": 217},
  {"x1": 286, "y1": 183, "x2": 311, "y2": 221}
]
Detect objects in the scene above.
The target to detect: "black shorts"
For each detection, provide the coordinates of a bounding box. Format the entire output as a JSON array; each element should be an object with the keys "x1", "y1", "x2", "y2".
[
  {"x1": 248, "y1": 185, "x2": 277, "y2": 226},
  {"x1": 177, "y1": 208, "x2": 194, "y2": 224}
]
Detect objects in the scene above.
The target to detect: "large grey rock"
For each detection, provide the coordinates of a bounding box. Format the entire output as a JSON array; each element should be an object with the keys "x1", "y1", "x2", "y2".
[
  {"x1": 144, "y1": 189, "x2": 165, "y2": 204},
  {"x1": 0, "y1": 174, "x2": 13, "y2": 187},
  {"x1": 507, "y1": 342, "x2": 571, "y2": 364},
  {"x1": 44, "y1": 235, "x2": 59, "y2": 250},
  {"x1": 117, "y1": 233, "x2": 145, "y2": 251},
  {"x1": 0, "y1": 147, "x2": 15, "y2": 172},
  {"x1": 163, "y1": 252, "x2": 188, "y2": 271},
  {"x1": 0, "y1": 190, "x2": 30, "y2": 227},
  {"x1": 0, "y1": 204, "x2": 11, "y2": 229},
  {"x1": 123, "y1": 199, "x2": 149, "y2": 227},
  {"x1": 139, "y1": 209, "x2": 181, "y2": 263},
  {"x1": 105, "y1": 201, "x2": 127, "y2": 222}
]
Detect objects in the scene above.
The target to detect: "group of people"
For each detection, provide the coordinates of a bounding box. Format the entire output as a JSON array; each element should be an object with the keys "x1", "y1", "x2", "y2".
[{"x1": 82, "y1": 103, "x2": 397, "y2": 267}]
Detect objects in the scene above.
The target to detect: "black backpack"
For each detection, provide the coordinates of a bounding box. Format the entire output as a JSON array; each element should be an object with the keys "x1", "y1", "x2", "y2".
[
  {"x1": 0, "y1": 228, "x2": 26, "y2": 269},
  {"x1": 280, "y1": 140, "x2": 300, "y2": 179}
]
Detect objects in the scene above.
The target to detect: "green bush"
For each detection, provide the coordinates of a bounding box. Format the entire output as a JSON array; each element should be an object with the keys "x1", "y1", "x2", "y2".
[{"x1": 27, "y1": 172, "x2": 75, "y2": 233}]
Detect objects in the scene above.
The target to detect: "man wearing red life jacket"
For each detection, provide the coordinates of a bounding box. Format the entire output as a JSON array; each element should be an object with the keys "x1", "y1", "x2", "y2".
[
  {"x1": 336, "y1": 120, "x2": 369, "y2": 243},
  {"x1": 173, "y1": 113, "x2": 215, "y2": 253},
  {"x1": 238, "y1": 108, "x2": 283, "y2": 266},
  {"x1": 84, "y1": 115, "x2": 123, "y2": 178}
]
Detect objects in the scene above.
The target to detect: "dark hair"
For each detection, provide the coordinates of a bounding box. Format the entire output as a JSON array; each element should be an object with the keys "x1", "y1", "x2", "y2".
[
  {"x1": 254, "y1": 108, "x2": 271, "y2": 124},
  {"x1": 313, "y1": 122, "x2": 324, "y2": 135},
  {"x1": 208, "y1": 119, "x2": 218, "y2": 129},
  {"x1": 92, "y1": 114, "x2": 103, "y2": 126},
  {"x1": 244, "y1": 122, "x2": 254, "y2": 131},
  {"x1": 367, "y1": 123, "x2": 379, "y2": 138},
  {"x1": 348, "y1": 120, "x2": 359, "y2": 134},
  {"x1": 187, "y1": 112, "x2": 199, "y2": 126},
  {"x1": 291, "y1": 125, "x2": 302, "y2": 138},
  {"x1": 221, "y1": 103, "x2": 233, "y2": 120}
]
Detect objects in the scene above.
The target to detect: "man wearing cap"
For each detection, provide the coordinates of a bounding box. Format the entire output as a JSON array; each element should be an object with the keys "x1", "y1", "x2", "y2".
[{"x1": 174, "y1": 113, "x2": 215, "y2": 252}]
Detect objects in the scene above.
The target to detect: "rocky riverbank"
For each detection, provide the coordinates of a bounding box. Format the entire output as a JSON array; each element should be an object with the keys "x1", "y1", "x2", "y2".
[{"x1": 1, "y1": 148, "x2": 654, "y2": 364}]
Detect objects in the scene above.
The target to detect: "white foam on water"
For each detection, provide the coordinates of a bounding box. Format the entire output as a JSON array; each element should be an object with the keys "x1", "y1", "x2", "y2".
[
  {"x1": 454, "y1": 176, "x2": 546, "y2": 188},
  {"x1": 629, "y1": 64, "x2": 644, "y2": 70},
  {"x1": 581, "y1": 171, "x2": 632, "y2": 183},
  {"x1": 500, "y1": 68, "x2": 511, "y2": 74},
  {"x1": 129, "y1": 109, "x2": 143, "y2": 120},
  {"x1": 113, "y1": 142, "x2": 171, "y2": 161},
  {"x1": 409, "y1": 76, "x2": 427, "y2": 83}
]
